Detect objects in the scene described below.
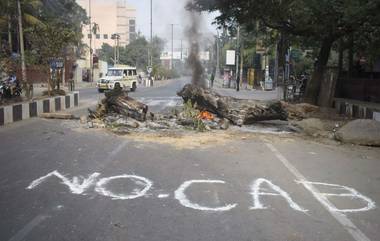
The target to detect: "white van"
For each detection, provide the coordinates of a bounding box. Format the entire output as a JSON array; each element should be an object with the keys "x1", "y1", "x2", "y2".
[{"x1": 97, "y1": 65, "x2": 138, "y2": 93}]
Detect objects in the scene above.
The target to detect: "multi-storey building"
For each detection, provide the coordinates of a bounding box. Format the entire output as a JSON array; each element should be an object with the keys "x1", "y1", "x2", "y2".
[{"x1": 77, "y1": 0, "x2": 137, "y2": 49}]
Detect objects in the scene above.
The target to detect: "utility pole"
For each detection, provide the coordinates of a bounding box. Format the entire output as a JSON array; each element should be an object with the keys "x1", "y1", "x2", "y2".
[
  {"x1": 150, "y1": 0, "x2": 153, "y2": 66},
  {"x1": 240, "y1": 41, "x2": 244, "y2": 88},
  {"x1": 113, "y1": 35, "x2": 117, "y2": 64},
  {"x1": 111, "y1": 34, "x2": 120, "y2": 65},
  {"x1": 235, "y1": 25, "x2": 240, "y2": 91},
  {"x1": 117, "y1": 35, "x2": 120, "y2": 64},
  {"x1": 180, "y1": 39, "x2": 183, "y2": 62},
  {"x1": 170, "y1": 24, "x2": 174, "y2": 70},
  {"x1": 89, "y1": 0, "x2": 93, "y2": 82},
  {"x1": 17, "y1": 0, "x2": 29, "y2": 98},
  {"x1": 216, "y1": 31, "x2": 220, "y2": 79}
]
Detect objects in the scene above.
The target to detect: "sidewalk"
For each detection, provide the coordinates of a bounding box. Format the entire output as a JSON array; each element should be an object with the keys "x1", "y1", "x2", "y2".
[
  {"x1": 212, "y1": 77, "x2": 281, "y2": 101},
  {"x1": 138, "y1": 78, "x2": 175, "y2": 89},
  {"x1": 30, "y1": 82, "x2": 95, "y2": 100}
]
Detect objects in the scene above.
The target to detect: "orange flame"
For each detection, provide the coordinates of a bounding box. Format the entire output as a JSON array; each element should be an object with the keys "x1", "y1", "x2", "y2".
[{"x1": 198, "y1": 111, "x2": 214, "y2": 121}]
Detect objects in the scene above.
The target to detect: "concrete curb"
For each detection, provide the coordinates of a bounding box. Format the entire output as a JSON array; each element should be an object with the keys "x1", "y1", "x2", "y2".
[
  {"x1": 0, "y1": 92, "x2": 79, "y2": 126},
  {"x1": 334, "y1": 98, "x2": 380, "y2": 121}
]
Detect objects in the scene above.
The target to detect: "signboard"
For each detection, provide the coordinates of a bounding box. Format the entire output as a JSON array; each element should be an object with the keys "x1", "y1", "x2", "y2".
[
  {"x1": 147, "y1": 66, "x2": 153, "y2": 74},
  {"x1": 49, "y1": 58, "x2": 64, "y2": 69},
  {"x1": 199, "y1": 51, "x2": 210, "y2": 61},
  {"x1": 226, "y1": 50, "x2": 236, "y2": 66}
]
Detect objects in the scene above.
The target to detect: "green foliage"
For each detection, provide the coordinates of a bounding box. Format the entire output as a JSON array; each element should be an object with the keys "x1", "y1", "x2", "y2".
[
  {"x1": 0, "y1": 0, "x2": 86, "y2": 55},
  {"x1": 119, "y1": 36, "x2": 149, "y2": 68},
  {"x1": 182, "y1": 100, "x2": 207, "y2": 132},
  {"x1": 99, "y1": 35, "x2": 166, "y2": 71},
  {"x1": 290, "y1": 48, "x2": 314, "y2": 75},
  {"x1": 152, "y1": 65, "x2": 180, "y2": 79},
  {"x1": 25, "y1": 21, "x2": 78, "y2": 62},
  {"x1": 191, "y1": 0, "x2": 380, "y2": 104},
  {"x1": 98, "y1": 43, "x2": 114, "y2": 64}
]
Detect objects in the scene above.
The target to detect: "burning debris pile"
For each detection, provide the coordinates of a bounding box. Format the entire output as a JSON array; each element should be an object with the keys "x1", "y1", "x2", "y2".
[
  {"x1": 87, "y1": 85, "x2": 290, "y2": 134},
  {"x1": 89, "y1": 88, "x2": 148, "y2": 122},
  {"x1": 178, "y1": 84, "x2": 288, "y2": 125}
]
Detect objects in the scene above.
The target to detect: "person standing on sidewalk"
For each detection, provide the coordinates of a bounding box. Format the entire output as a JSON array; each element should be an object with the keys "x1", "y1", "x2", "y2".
[
  {"x1": 210, "y1": 67, "x2": 215, "y2": 88},
  {"x1": 236, "y1": 72, "x2": 240, "y2": 92}
]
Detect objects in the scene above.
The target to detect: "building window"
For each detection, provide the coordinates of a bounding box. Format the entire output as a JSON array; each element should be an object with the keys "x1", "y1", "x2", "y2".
[
  {"x1": 88, "y1": 34, "x2": 92, "y2": 39},
  {"x1": 129, "y1": 26, "x2": 135, "y2": 33},
  {"x1": 96, "y1": 34, "x2": 100, "y2": 39},
  {"x1": 129, "y1": 19, "x2": 135, "y2": 25},
  {"x1": 103, "y1": 34, "x2": 108, "y2": 39}
]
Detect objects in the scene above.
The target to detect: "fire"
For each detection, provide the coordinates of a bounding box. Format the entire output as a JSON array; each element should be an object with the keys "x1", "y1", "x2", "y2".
[{"x1": 198, "y1": 111, "x2": 214, "y2": 121}]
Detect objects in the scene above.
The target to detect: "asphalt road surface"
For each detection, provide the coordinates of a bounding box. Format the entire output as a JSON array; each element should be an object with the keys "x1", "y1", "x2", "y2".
[{"x1": 1, "y1": 78, "x2": 380, "y2": 241}]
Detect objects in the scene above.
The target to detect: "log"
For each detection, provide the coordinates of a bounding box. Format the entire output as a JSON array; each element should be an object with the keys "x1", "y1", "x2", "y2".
[
  {"x1": 90, "y1": 89, "x2": 148, "y2": 122},
  {"x1": 177, "y1": 84, "x2": 288, "y2": 125},
  {"x1": 39, "y1": 112, "x2": 76, "y2": 120}
]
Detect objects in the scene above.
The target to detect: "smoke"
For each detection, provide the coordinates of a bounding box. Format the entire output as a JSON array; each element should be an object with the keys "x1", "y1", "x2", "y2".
[{"x1": 185, "y1": 3, "x2": 206, "y2": 87}]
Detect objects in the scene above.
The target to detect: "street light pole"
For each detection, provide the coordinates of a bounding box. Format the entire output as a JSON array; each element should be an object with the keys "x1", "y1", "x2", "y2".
[
  {"x1": 180, "y1": 39, "x2": 183, "y2": 61},
  {"x1": 17, "y1": 0, "x2": 28, "y2": 98},
  {"x1": 89, "y1": 0, "x2": 93, "y2": 82},
  {"x1": 235, "y1": 25, "x2": 240, "y2": 91},
  {"x1": 171, "y1": 23, "x2": 174, "y2": 70},
  {"x1": 150, "y1": 0, "x2": 153, "y2": 66},
  {"x1": 216, "y1": 31, "x2": 220, "y2": 79}
]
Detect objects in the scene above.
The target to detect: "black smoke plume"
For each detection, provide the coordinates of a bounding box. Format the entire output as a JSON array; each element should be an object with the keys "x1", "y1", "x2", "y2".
[{"x1": 185, "y1": 3, "x2": 205, "y2": 87}]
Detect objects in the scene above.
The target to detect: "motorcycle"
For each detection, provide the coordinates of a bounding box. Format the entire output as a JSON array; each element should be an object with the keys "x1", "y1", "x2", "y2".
[
  {"x1": 0, "y1": 77, "x2": 22, "y2": 101},
  {"x1": 0, "y1": 81, "x2": 11, "y2": 100},
  {"x1": 12, "y1": 83, "x2": 22, "y2": 97},
  {"x1": 0, "y1": 81, "x2": 4, "y2": 101}
]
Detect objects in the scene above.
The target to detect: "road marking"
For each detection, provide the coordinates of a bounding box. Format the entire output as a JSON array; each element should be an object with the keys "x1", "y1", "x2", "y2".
[
  {"x1": 8, "y1": 215, "x2": 50, "y2": 241},
  {"x1": 263, "y1": 140, "x2": 372, "y2": 241},
  {"x1": 26, "y1": 171, "x2": 100, "y2": 195},
  {"x1": 297, "y1": 181, "x2": 375, "y2": 213},
  {"x1": 250, "y1": 178, "x2": 308, "y2": 212},
  {"x1": 174, "y1": 180, "x2": 238, "y2": 211},
  {"x1": 158, "y1": 194, "x2": 170, "y2": 199},
  {"x1": 108, "y1": 140, "x2": 129, "y2": 160},
  {"x1": 95, "y1": 175, "x2": 153, "y2": 200}
]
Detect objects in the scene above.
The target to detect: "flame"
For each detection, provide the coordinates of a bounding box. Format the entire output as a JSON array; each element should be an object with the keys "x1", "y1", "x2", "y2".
[{"x1": 198, "y1": 111, "x2": 214, "y2": 121}]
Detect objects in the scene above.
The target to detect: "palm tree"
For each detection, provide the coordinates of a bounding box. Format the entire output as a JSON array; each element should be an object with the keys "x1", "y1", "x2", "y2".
[
  {"x1": 0, "y1": 0, "x2": 43, "y2": 53},
  {"x1": 0, "y1": 0, "x2": 44, "y2": 98}
]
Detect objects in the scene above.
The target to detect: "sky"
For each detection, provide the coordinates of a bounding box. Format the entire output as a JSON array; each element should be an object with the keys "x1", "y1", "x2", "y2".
[{"x1": 125, "y1": 0, "x2": 219, "y2": 50}]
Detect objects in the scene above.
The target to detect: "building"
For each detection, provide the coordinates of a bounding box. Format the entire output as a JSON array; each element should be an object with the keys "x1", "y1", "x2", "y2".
[
  {"x1": 77, "y1": 0, "x2": 136, "y2": 49},
  {"x1": 74, "y1": 0, "x2": 136, "y2": 83}
]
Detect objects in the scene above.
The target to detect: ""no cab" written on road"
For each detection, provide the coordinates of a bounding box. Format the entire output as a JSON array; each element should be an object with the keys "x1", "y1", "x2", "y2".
[{"x1": 26, "y1": 170, "x2": 376, "y2": 213}]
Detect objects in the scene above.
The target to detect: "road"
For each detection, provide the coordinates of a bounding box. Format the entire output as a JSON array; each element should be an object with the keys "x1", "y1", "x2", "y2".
[
  {"x1": 0, "y1": 78, "x2": 380, "y2": 241},
  {"x1": 77, "y1": 78, "x2": 186, "y2": 115}
]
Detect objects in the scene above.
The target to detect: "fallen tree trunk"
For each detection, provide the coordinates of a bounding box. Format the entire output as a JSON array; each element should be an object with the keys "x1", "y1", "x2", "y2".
[
  {"x1": 177, "y1": 84, "x2": 288, "y2": 125},
  {"x1": 89, "y1": 89, "x2": 148, "y2": 122}
]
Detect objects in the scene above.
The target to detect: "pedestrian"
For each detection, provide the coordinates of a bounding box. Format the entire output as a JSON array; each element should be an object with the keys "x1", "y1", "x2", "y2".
[
  {"x1": 228, "y1": 72, "x2": 232, "y2": 88},
  {"x1": 210, "y1": 69, "x2": 215, "y2": 88},
  {"x1": 236, "y1": 73, "x2": 240, "y2": 92}
]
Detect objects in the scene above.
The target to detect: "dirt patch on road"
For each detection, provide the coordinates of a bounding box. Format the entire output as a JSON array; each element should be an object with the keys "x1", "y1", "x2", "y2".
[{"x1": 126, "y1": 131, "x2": 238, "y2": 150}]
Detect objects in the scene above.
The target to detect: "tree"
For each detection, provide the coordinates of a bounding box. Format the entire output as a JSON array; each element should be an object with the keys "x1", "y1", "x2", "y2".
[
  {"x1": 151, "y1": 36, "x2": 166, "y2": 66},
  {"x1": 24, "y1": 0, "x2": 87, "y2": 93},
  {"x1": 98, "y1": 43, "x2": 114, "y2": 64},
  {"x1": 0, "y1": 0, "x2": 45, "y2": 98},
  {"x1": 120, "y1": 36, "x2": 149, "y2": 68},
  {"x1": 98, "y1": 35, "x2": 166, "y2": 71},
  {"x1": 1, "y1": 0, "x2": 87, "y2": 97},
  {"x1": 26, "y1": 21, "x2": 79, "y2": 93},
  {"x1": 190, "y1": 0, "x2": 380, "y2": 106}
]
